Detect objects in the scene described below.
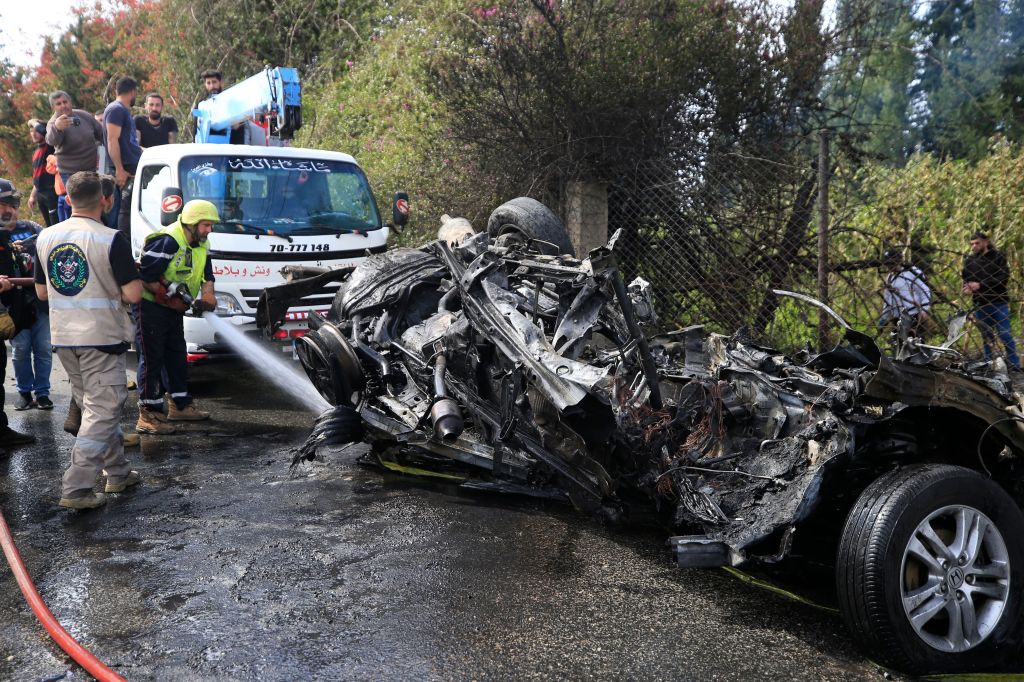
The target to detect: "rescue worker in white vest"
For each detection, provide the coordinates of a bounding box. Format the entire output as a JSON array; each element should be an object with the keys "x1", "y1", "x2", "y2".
[
  {"x1": 34, "y1": 171, "x2": 143, "y2": 509},
  {"x1": 135, "y1": 199, "x2": 217, "y2": 434}
]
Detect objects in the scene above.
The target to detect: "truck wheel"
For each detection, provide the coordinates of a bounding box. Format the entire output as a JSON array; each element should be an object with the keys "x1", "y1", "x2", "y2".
[
  {"x1": 486, "y1": 197, "x2": 576, "y2": 257},
  {"x1": 836, "y1": 464, "x2": 1024, "y2": 674}
]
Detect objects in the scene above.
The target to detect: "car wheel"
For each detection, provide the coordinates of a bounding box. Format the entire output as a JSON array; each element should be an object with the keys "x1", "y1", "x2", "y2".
[
  {"x1": 295, "y1": 324, "x2": 364, "y2": 407},
  {"x1": 836, "y1": 463, "x2": 1024, "y2": 674},
  {"x1": 486, "y1": 197, "x2": 576, "y2": 257}
]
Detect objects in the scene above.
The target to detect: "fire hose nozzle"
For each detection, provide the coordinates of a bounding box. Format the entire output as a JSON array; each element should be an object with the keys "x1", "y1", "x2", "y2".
[{"x1": 166, "y1": 282, "x2": 195, "y2": 306}]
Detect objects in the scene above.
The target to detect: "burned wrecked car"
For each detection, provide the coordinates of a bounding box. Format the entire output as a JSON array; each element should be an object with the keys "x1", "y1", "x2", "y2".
[{"x1": 258, "y1": 197, "x2": 1024, "y2": 675}]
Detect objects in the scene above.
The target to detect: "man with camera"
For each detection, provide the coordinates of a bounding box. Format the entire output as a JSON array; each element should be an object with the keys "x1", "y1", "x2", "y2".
[{"x1": 45, "y1": 91, "x2": 104, "y2": 189}]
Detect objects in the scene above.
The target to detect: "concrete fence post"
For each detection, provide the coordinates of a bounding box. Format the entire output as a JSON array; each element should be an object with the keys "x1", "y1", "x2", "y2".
[{"x1": 566, "y1": 181, "x2": 608, "y2": 256}]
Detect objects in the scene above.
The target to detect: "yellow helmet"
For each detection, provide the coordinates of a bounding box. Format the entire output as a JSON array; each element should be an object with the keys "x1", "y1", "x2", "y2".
[{"x1": 180, "y1": 199, "x2": 220, "y2": 225}]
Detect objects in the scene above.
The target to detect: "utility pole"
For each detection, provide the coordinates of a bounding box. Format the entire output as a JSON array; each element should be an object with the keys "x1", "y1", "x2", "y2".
[{"x1": 817, "y1": 129, "x2": 831, "y2": 350}]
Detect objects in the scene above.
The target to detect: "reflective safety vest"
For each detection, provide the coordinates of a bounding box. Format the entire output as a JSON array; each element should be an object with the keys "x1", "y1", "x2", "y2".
[
  {"x1": 141, "y1": 221, "x2": 208, "y2": 305},
  {"x1": 35, "y1": 216, "x2": 134, "y2": 347}
]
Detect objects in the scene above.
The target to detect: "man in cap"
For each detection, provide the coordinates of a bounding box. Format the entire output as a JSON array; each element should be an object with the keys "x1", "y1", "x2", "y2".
[
  {"x1": 962, "y1": 230, "x2": 1020, "y2": 370},
  {"x1": 34, "y1": 171, "x2": 141, "y2": 508},
  {"x1": 0, "y1": 181, "x2": 37, "y2": 450},
  {"x1": 0, "y1": 182, "x2": 52, "y2": 411},
  {"x1": 135, "y1": 199, "x2": 218, "y2": 434}
]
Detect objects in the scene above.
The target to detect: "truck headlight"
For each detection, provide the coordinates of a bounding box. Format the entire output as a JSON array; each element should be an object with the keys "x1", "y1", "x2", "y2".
[{"x1": 214, "y1": 292, "x2": 244, "y2": 316}]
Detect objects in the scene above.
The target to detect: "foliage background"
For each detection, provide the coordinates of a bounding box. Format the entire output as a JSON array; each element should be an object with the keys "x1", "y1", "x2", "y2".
[{"x1": 3, "y1": 0, "x2": 1024, "y2": 350}]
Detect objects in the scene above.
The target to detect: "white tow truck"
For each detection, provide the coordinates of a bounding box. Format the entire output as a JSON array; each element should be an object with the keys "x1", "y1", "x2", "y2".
[{"x1": 127, "y1": 68, "x2": 403, "y2": 360}]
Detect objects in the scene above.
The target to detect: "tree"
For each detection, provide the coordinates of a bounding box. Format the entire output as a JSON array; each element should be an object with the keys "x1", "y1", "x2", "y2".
[
  {"x1": 916, "y1": 0, "x2": 1024, "y2": 158},
  {"x1": 825, "y1": 0, "x2": 919, "y2": 161}
]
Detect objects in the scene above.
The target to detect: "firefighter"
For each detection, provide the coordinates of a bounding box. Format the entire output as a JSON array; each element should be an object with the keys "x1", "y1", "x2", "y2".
[{"x1": 135, "y1": 199, "x2": 218, "y2": 434}]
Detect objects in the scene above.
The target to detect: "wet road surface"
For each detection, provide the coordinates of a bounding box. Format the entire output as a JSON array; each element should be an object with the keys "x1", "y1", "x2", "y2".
[{"x1": 1, "y1": 358, "x2": 894, "y2": 680}]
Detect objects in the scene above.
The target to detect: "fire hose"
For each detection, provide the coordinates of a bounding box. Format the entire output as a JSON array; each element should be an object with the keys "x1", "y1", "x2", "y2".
[{"x1": 1, "y1": 501, "x2": 126, "y2": 680}]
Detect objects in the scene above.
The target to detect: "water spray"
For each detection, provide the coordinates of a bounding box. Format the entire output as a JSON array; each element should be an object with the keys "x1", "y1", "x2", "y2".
[{"x1": 201, "y1": 312, "x2": 331, "y2": 413}]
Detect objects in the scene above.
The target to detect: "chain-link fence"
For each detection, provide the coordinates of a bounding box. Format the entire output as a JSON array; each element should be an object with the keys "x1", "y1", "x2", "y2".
[{"x1": 607, "y1": 136, "x2": 1021, "y2": 363}]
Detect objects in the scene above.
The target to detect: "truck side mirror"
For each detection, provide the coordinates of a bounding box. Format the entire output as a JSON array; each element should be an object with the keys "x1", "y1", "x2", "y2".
[
  {"x1": 392, "y1": 192, "x2": 409, "y2": 231},
  {"x1": 161, "y1": 186, "x2": 184, "y2": 226}
]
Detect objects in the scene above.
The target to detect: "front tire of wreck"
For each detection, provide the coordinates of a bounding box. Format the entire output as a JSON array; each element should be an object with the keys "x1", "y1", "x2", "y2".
[{"x1": 836, "y1": 464, "x2": 1024, "y2": 675}]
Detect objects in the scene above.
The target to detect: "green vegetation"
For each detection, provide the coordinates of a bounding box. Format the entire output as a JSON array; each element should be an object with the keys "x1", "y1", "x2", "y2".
[{"x1": 2, "y1": 0, "x2": 1024, "y2": 352}]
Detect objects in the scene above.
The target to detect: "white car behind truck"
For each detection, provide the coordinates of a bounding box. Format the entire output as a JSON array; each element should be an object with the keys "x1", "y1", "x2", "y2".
[{"x1": 129, "y1": 142, "x2": 393, "y2": 360}]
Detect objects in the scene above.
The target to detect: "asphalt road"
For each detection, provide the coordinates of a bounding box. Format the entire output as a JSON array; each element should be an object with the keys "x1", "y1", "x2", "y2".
[{"x1": 0, "y1": 355, "x2": 895, "y2": 681}]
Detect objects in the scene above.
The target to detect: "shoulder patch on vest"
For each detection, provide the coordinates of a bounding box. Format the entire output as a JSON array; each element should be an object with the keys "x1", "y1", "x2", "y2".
[{"x1": 48, "y1": 242, "x2": 90, "y2": 296}]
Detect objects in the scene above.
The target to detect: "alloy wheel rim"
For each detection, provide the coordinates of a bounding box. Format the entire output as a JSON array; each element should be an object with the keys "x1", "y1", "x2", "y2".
[{"x1": 900, "y1": 504, "x2": 1010, "y2": 652}]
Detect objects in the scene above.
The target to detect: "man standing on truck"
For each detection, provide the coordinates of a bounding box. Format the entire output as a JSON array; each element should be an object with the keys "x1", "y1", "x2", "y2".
[
  {"x1": 34, "y1": 172, "x2": 142, "y2": 509},
  {"x1": 193, "y1": 69, "x2": 251, "y2": 144},
  {"x1": 962, "y1": 230, "x2": 1021, "y2": 370},
  {"x1": 135, "y1": 199, "x2": 218, "y2": 434}
]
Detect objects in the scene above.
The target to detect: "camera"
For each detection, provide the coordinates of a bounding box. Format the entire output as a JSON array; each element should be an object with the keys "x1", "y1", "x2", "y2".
[{"x1": 71, "y1": 117, "x2": 81, "y2": 126}]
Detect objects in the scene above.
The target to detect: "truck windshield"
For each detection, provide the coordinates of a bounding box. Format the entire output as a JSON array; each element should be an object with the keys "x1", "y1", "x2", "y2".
[{"x1": 178, "y1": 155, "x2": 382, "y2": 235}]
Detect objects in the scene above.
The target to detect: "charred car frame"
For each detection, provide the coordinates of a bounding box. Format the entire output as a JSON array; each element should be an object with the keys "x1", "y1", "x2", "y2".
[{"x1": 258, "y1": 197, "x2": 1024, "y2": 675}]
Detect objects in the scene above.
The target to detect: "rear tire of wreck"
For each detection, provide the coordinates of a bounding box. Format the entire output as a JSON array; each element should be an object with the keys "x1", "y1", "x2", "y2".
[
  {"x1": 836, "y1": 464, "x2": 1024, "y2": 675},
  {"x1": 487, "y1": 197, "x2": 576, "y2": 257}
]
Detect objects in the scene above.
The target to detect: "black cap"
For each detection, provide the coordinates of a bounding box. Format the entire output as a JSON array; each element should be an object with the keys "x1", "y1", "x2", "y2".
[
  {"x1": 970, "y1": 231, "x2": 989, "y2": 241},
  {"x1": 882, "y1": 248, "x2": 901, "y2": 263},
  {"x1": 0, "y1": 179, "x2": 21, "y2": 208}
]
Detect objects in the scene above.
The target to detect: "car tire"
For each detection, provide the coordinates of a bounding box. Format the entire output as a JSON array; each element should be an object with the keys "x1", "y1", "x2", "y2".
[
  {"x1": 836, "y1": 463, "x2": 1024, "y2": 674},
  {"x1": 486, "y1": 197, "x2": 576, "y2": 257},
  {"x1": 293, "y1": 405, "x2": 365, "y2": 464}
]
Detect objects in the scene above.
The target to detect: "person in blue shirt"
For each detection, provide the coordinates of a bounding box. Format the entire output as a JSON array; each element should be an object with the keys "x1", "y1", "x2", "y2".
[{"x1": 103, "y1": 77, "x2": 142, "y2": 235}]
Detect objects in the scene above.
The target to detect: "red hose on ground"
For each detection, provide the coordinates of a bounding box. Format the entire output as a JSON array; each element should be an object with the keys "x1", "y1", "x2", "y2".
[{"x1": 0, "y1": 508, "x2": 126, "y2": 682}]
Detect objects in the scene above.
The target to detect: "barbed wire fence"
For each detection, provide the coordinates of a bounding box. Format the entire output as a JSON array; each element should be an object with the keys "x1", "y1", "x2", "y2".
[{"x1": 606, "y1": 132, "x2": 1014, "y2": 362}]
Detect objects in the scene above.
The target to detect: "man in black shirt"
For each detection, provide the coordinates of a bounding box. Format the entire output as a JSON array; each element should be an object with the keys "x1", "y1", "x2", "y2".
[
  {"x1": 26, "y1": 120, "x2": 58, "y2": 226},
  {"x1": 0, "y1": 179, "x2": 37, "y2": 450},
  {"x1": 962, "y1": 230, "x2": 1020, "y2": 369},
  {"x1": 134, "y1": 92, "x2": 178, "y2": 149}
]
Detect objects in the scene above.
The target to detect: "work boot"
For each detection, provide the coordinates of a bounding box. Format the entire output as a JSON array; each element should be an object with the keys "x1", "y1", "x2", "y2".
[
  {"x1": 58, "y1": 492, "x2": 107, "y2": 510},
  {"x1": 0, "y1": 427, "x2": 35, "y2": 447},
  {"x1": 14, "y1": 392, "x2": 35, "y2": 411},
  {"x1": 137, "y1": 410, "x2": 176, "y2": 434},
  {"x1": 123, "y1": 432, "x2": 141, "y2": 447},
  {"x1": 64, "y1": 400, "x2": 82, "y2": 436},
  {"x1": 105, "y1": 470, "x2": 141, "y2": 493},
  {"x1": 36, "y1": 395, "x2": 53, "y2": 410},
  {"x1": 168, "y1": 403, "x2": 210, "y2": 421}
]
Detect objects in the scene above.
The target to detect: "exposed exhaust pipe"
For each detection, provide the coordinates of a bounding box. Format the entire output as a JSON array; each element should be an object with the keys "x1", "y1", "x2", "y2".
[{"x1": 430, "y1": 354, "x2": 464, "y2": 442}]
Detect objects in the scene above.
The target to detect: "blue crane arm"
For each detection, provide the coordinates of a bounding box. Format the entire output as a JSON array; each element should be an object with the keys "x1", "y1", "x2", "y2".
[{"x1": 193, "y1": 66, "x2": 301, "y2": 144}]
